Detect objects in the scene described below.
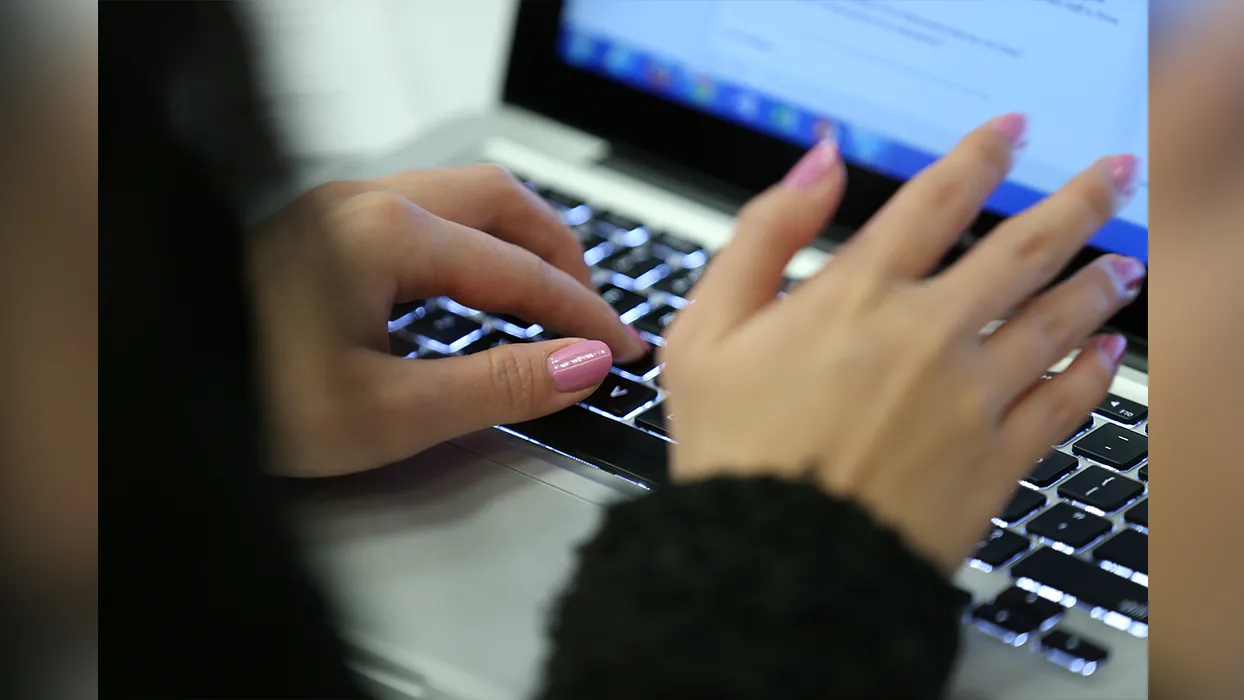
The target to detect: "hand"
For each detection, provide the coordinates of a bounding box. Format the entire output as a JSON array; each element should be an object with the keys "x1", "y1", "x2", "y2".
[
  {"x1": 248, "y1": 164, "x2": 648, "y2": 477},
  {"x1": 1151, "y1": 8, "x2": 1244, "y2": 699},
  {"x1": 662, "y1": 115, "x2": 1144, "y2": 572}
]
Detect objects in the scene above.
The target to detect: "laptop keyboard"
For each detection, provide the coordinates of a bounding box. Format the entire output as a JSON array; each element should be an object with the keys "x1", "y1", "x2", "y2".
[{"x1": 388, "y1": 172, "x2": 1148, "y2": 677}]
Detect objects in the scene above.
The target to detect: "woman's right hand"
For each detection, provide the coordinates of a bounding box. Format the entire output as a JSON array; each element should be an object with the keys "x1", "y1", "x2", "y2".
[{"x1": 662, "y1": 115, "x2": 1144, "y2": 572}]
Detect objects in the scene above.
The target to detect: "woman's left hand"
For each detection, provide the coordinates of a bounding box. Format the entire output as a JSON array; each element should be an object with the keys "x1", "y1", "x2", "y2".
[{"x1": 248, "y1": 164, "x2": 648, "y2": 477}]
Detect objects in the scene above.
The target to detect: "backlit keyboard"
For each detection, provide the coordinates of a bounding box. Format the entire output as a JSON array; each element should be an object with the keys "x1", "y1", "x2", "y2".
[{"x1": 388, "y1": 172, "x2": 1148, "y2": 677}]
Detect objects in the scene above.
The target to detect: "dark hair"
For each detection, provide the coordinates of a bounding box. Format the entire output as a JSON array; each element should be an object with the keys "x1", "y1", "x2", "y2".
[{"x1": 101, "y1": 4, "x2": 364, "y2": 695}]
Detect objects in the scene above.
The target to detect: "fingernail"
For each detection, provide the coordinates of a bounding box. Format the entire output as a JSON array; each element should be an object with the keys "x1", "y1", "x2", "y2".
[
  {"x1": 548, "y1": 340, "x2": 613, "y2": 393},
  {"x1": 1104, "y1": 154, "x2": 1139, "y2": 204},
  {"x1": 990, "y1": 112, "x2": 1028, "y2": 149},
  {"x1": 1105, "y1": 255, "x2": 1147, "y2": 299},
  {"x1": 782, "y1": 137, "x2": 839, "y2": 189},
  {"x1": 1097, "y1": 334, "x2": 1128, "y2": 369}
]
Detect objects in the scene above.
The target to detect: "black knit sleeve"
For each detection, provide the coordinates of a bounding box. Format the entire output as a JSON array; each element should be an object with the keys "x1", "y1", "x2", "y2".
[{"x1": 535, "y1": 477, "x2": 962, "y2": 700}]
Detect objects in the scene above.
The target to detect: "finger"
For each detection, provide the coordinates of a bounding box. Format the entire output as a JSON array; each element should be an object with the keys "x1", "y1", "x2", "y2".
[
  {"x1": 374, "y1": 164, "x2": 596, "y2": 289},
  {"x1": 351, "y1": 192, "x2": 647, "y2": 362},
  {"x1": 368, "y1": 339, "x2": 614, "y2": 459},
  {"x1": 992, "y1": 334, "x2": 1124, "y2": 486},
  {"x1": 680, "y1": 137, "x2": 845, "y2": 339},
  {"x1": 838, "y1": 113, "x2": 1026, "y2": 279},
  {"x1": 933, "y1": 154, "x2": 1139, "y2": 330},
  {"x1": 982, "y1": 254, "x2": 1145, "y2": 398}
]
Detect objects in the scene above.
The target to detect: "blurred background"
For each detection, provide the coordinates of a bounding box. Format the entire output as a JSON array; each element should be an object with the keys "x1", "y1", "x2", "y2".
[{"x1": 243, "y1": 0, "x2": 516, "y2": 178}]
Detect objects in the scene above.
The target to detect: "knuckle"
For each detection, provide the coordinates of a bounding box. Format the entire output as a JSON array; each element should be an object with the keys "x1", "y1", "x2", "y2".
[
  {"x1": 1068, "y1": 180, "x2": 1117, "y2": 228},
  {"x1": 472, "y1": 163, "x2": 520, "y2": 193},
  {"x1": 1006, "y1": 223, "x2": 1062, "y2": 279},
  {"x1": 962, "y1": 129, "x2": 1012, "y2": 181},
  {"x1": 735, "y1": 197, "x2": 775, "y2": 235},
  {"x1": 487, "y1": 347, "x2": 540, "y2": 418},
  {"x1": 305, "y1": 179, "x2": 369, "y2": 205},
  {"x1": 349, "y1": 190, "x2": 421, "y2": 230},
  {"x1": 1034, "y1": 306, "x2": 1077, "y2": 353}
]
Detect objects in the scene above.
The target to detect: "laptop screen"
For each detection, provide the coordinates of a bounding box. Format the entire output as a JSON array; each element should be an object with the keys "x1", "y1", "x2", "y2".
[{"x1": 557, "y1": 0, "x2": 1148, "y2": 262}]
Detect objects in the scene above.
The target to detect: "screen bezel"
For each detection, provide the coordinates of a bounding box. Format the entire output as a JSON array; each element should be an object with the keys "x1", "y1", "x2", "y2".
[{"x1": 502, "y1": 0, "x2": 1146, "y2": 346}]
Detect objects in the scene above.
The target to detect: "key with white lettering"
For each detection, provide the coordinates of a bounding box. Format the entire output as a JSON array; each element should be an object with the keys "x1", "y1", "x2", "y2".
[
  {"x1": 583, "y1": 374, "x2": 658, "y2": 419},
  {"x1": 1073, "y1": 424, "x2": 1148, "y2": 471},
  {"x1": 1058, "y1": 466, "x2": 1144, "y2": 512},
  {"x1": 1039, "y1": 630, "x2": 1109, "y2": 676},
  {"x1": 1095, "y1": 394, "x2": 1147, "y2": 425}
]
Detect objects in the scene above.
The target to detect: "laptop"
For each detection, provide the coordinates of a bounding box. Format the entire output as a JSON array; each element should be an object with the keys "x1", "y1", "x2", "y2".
[{"x1": 303, "y1": 2, "x2": 1149, "y2": 699}]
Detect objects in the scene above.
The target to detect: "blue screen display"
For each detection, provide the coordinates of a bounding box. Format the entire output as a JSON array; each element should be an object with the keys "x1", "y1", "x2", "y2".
[{"x1": 559, "y1": 0, "x2": 1148, "y2": 261}]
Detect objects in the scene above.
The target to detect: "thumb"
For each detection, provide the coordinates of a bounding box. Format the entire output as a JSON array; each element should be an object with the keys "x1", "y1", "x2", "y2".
[{"x1": 410, "y1": 338, "x2": 613, "y2": 439}]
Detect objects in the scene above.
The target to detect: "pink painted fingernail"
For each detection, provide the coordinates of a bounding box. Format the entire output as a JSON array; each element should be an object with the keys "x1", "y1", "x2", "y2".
[
  {"x1": 1105, "y1": 255, "x2": 1147, "y2": 299},
  {"x1": 548, "y1": 340, "x2": 612, "y2": 392},
  {"x1": 782, "y1": 137, "x2": 840, "y2": 189},
  {"x1": 1098, "y1": 334, "x2": 1128, "y2": 369},
  {"x1": 1104, "y1": 154, "x2": 1139, "y2": 204},
  {"x1": 990, "y1": 112, "x2": 1028, "y2": 148}
]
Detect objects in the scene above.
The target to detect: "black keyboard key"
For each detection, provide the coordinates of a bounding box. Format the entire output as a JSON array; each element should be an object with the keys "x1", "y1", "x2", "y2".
[
  {"x1": 974, "y1": 528, "x2": 1029, "y2": 568},
  {"x1": 1124, "y1": 499, "x2": 1148, "y2": 528},
  {"x1": 999, "y1": 488, "x2": 1046, "y2": 524},
  {"x1": 995, "y1": 586, "x2": 1065, "y2": 625},
  {"x1": 573, "y1": 222, "x2": 611, "y2": 250},
  {"x1": 970, "y1": 603, "x2": 1043, "y2": 645},
  {"x1": 595, "y1": 210, "x2": 643, "y2": 232},
  {"x1": 1026, "y1": 450, "x2": 1079, "y2": 488},
  {"x1": 652, "y1": 267, "x2": 703, "y2": 299},
  {"x1": 507, "y1": 406, "x2": 670, "y2": 487},
  {"x1": 389, "y1": 333, "x2": 420, "y2": 358},
  {"x1": 614, "y1": 348, "x2": 662, "y2": 381},
  {"x1": 1027, "y1": 503, "x2": 1112, "y2": 549},
  {"x1": 1040, "y1": 629, "x2": 1109, "y2": 662},
  {"x1": 599, "y1": 284, "x2": 647, "y2": 318},
  {"x1": 389, "y1": 300, "x2": 424, "y2": 326},
  {"x1": 407, "y1": 309, "x2": 484, "y2": 350},
  {"x1": 633, "y1": 304, "x2": 679, "y2": 337},
  {"x1": 542, "y1": 188, "x2": 585, "y2": 211},
  {"x1": 1058, "y1": 466, "x2": 1144, "y2": 512},
  {"x1": 1011, "y1": 547, "x2": 1148, "y2": 626},
  {"x1": 635, "y1": 403, "x2": 673, "y2": 438},
  {"x1": 1038, "y1": 630, "x2": 1108, "y2": 676},
  {"x1": 1138, "y1": 465, "x2": 1148, "y2": 482},
  {"x1": 584, "y1": 375, "x2": 658, "y2": 418},
  {"x1": 599, "y1": 247, "x2": 666, "y2": 284},
  {"x1": 1093, "y1": 529, "x2": 1147, "y2": 576},
  {"x1": 1095, "y1": 394, "x2": 1147, "y2": 424},
  {"x1": 460, "y1": 331, "x2": 529, "y2": 355},
  {"x1": 650, "y1": 231, "x2": 704, "y2": 258},
  {"x1": 1073, "y1": 424, "x2": 1147, "y2": 470},
  {"x1": 1060, "y1": 415, "x2": 1094, "y2": 445},
  {"x1": 491, "y1": 314, "x2": 542, "y2": 337}
]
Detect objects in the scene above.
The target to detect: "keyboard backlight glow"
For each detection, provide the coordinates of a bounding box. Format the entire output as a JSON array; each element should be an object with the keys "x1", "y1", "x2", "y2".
[
  {"x1": 968, "y1": 559, "x2": 993, "y2": 574},
  {"x1": 620, "y1": 303, "x2": 650, "y2": 325},
  {"x1": 682, "y1": 250, "x2": 708, "y2": 268},
  {"x1": 1103, "y1": 611, "x2": 1131, "y2": 632},
  {"x1": 563, "y1": 205, "x2": 592, "y2": 227},
  {"x1": 494, "y1": 425, "x2": 653, "y2": 491},
  {"x1": 631, "y1": 266, "x2": 667, "y2": 290}
]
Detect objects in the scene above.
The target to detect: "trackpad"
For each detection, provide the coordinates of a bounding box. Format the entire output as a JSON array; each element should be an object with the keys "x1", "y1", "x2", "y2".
[{"x1": 292, "y1": 441, "x2": 608, "y2": 700}]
